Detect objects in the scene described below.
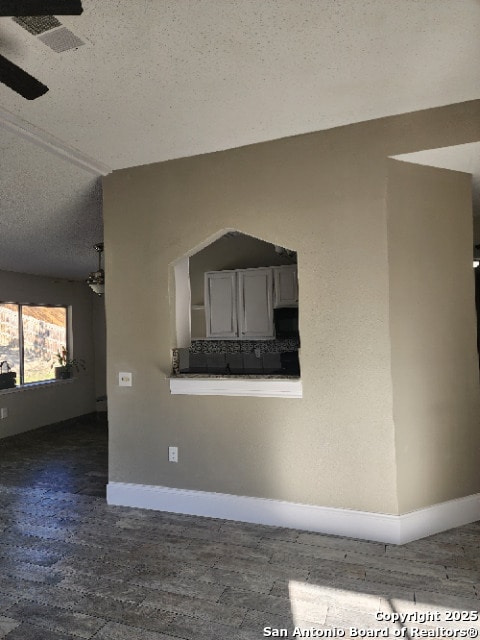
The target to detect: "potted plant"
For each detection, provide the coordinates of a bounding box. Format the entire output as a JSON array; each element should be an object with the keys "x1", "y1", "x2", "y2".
[
  {"x1": 0, "y1": 361, "x2": 16, "y2": 389},
  {"x1": 52, "y1": 347, "x2": 86, "y2": 380}
]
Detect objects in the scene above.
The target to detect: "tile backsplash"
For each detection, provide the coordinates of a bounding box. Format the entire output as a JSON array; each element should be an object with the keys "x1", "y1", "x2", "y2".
[
  {"x1": 172, "y1": 338, "x2": 300, "y2": 375},
  {"x1": 189, "y1": 338, "x2": 299, "y2": 354}
]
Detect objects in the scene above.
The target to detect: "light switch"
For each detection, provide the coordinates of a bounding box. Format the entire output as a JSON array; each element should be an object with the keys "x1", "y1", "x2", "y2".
[{"x1": 119, "y1": 372, "x2": 132, "y2": 387}]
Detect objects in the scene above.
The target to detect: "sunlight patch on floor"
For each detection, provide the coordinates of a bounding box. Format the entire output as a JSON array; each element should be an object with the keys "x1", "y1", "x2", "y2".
[{"x1": 288, "y1": 580, "x2": 413, "y2": 631}]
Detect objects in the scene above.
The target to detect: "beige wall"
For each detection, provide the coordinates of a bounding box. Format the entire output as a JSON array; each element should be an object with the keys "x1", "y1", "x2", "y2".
[
  {"x1": 103, "y1": 100, "x2": 480, "y2": 515},
  {"x1": 92, "y1": 295, "x2": 107, "y2": 410},
  {"x1": 387, "y1": 160, "x2": 480, "y2": 512},
  {"x1": 0, "y1": 270, "x2": 97, "y2": 438}
]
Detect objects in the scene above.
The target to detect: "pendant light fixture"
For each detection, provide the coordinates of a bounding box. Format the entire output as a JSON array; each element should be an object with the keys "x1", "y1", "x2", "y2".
[{"x1": 86, "y1": 243, "x2": 105, "y2": 295}]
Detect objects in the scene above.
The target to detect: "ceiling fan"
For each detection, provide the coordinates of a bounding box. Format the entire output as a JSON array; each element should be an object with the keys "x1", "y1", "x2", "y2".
[{"x1": 0, "y1": 0, "x2": 83, "y2": 100}]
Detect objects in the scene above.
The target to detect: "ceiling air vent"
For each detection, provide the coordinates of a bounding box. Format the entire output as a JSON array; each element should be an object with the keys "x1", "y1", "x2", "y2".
[
  {"x1": 12, "y1": 15, "x2": 61, "y2": 35},
  {"x1": 38, "y1": 27, "x2": 85, "y2": 53}
]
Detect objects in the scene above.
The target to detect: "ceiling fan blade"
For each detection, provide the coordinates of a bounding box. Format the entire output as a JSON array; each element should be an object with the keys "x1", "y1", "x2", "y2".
[
  {"x1": 0, "y1": 0, "x2": 83, "y2": 16},
  {"x1": 0, "y1": 54, "x2": 48, "y2": 100}
]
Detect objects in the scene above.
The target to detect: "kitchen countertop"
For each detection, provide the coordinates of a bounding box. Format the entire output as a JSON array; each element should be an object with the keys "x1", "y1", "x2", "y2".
[{"x1": 171, "y1": 373, "x2": 300, "y2": 380}]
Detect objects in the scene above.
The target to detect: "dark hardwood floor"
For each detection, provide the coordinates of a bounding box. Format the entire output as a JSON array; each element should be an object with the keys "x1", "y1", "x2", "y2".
[{"x1": 0, "y1": 414, "x2": 479, "y2": 639}]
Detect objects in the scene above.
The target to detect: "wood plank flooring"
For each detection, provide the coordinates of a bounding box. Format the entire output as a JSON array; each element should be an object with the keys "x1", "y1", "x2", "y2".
[{"x1": 0, "y1": 414, "x2": 479, "y2": 639}]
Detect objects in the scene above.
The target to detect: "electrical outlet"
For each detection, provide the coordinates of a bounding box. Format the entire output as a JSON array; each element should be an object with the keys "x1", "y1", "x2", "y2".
[
  {"x1": 0, "y1": 408, "x2": 8, "y2": 419},
  {"x1": 168, "y1": 446, "x2": 178, "y2": 463},
  {"x1": 119, "y1": 372, "x2": 132, "y2": 387}
]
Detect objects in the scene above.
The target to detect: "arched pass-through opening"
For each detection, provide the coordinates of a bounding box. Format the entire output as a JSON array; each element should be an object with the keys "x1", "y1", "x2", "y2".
[{"x1": 170, "y1": 230, "x2": 302, "y2": 397}]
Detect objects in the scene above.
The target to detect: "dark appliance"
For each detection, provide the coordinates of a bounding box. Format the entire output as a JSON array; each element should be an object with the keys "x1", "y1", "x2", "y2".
[
  {"x1": 280, "y1": 351, "x2": 300, "y2": 376},
  {"x1": 274, "y1": 307, "x2": 299, "y2": 338}
]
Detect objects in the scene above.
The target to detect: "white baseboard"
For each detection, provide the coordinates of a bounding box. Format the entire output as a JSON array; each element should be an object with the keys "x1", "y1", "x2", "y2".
[
  {"x1": 106, "y1": 482, "x2": 480, "y2": 545},
  {"x1": 398, "y1": 494, "x2": 480, "y2": 544}
]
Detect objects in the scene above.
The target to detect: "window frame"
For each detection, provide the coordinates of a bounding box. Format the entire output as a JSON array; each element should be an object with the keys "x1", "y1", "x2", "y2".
[{"x1": 0, "y1": 301, "x2": 70, "y2": 386}]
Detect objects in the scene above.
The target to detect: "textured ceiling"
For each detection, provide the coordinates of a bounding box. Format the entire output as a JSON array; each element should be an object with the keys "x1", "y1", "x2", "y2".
[
  {"x1": 0, "y1": 128, "x2": 102, "y2": 279},
  {"x1": 0, "y1": 0, "x2": 479, "y2": 278}
]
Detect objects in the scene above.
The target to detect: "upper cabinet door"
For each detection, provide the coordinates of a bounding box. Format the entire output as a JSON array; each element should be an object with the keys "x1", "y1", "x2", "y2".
[
  {"x1": 237, "y1": 268, "x2": 275, "y2": 339},
  {"x1": 273, "y1": 265, "x2": 298, "y2": 307},
  {"x1": 205, "y1": 271, "x2": 238, "y2": 338}
]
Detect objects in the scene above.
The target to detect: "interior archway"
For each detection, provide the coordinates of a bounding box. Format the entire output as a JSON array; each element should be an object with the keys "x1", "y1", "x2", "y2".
[{"x1": 172, "y1": 230, "x2": 300, "y2": 379}]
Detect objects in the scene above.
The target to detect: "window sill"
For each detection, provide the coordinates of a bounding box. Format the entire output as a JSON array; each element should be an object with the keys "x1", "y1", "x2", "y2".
[
  {"x1": 0, "y1": 378, "x2": 75, "y2": 395},
  {"x1": 169, "y1": 376, "x2": 302, "y2": 398}
]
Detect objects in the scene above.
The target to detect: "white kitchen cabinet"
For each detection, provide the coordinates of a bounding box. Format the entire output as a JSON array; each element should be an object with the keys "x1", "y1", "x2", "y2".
[
  {"x1": 204, "y1": 268, "x2": 274, "y2": 339},
  {"x1": 204, "y1": 270, "x2": 238, "y2": 338},
  {"x1": 238, "y1": 268, "x2": 274, "y2": 339},
  {"x1": 273, "y1": 265, "x2": 298, "y2": 307}
]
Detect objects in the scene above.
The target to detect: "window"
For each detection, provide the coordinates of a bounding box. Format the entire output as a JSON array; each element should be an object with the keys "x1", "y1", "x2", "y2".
[{"x1": 0, "y1": 303, "x2": 68, "y2": 384}]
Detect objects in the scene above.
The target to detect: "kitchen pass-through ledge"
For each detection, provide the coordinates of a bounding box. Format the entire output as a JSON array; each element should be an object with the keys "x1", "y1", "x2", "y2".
[{"x1": 169, "y1": 375, "x2": 302, "y2": 398}]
